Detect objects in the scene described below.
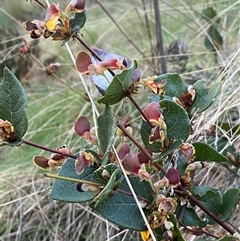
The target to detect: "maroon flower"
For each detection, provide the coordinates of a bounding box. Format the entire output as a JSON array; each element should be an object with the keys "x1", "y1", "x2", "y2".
[
  {"x1": 75, "y1": 51, "x2": 125, "y2": 76},
  {"x1": 75, "y1": 151, "x2": 94, "y2": 174},
  {"x1": 143, "y1": 102, "x2": 163, "y2": 126},
  {"x1": 33, "y1": 145, "x2": 72, "y2": 170},
  {"x1": 74, "y1": 116, "x2": 97, "y2": 144},
  {"x1": 66, "y1": 0, "x2": 86, "y2": 13},
  {"x1": 137, "y1": 146, "x2": 152, "y2": 165},
  {"x1": 117, "y1": 142, "x2": 151, "y2": 180}
]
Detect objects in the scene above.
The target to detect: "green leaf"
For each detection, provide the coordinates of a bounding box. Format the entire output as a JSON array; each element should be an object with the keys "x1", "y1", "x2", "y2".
[
  {"x1": 97, "y1": 61, "x2": 137, "y2": 105},
  {"x1": 176, "y1": 205, "x2": 207, "y2": 227},
  {"x1": 155, "y1": 73, "x2": 188, "y2": 99},
  {"x1": 201, "y1": 7, "x2": 221, "y2": 24},
  {"x1": 70, "y1": 10, "x2": 87, "y2": 33},
  {"x1": 141, "y1": 100, "x2": 190, "y2": 156},
  {"x1": 49, "y1": 157, "x2": 97, "y2": 202},
  {"x1": 220, "y1": 188, "x2": 240, "y2": 221},
  {"x1": 193, "y1": 142, "x2": 228, "y2": 162},
  {"x1": 190, "y1": 80, "x2": 222, "y2": 112},
  {"x1": 0, "y1": 67, "x2": 28, "y2": 145},
  {"x1": 91, "y1": 176, "x2": 154, "y2": 231},
  {"x1": 193, "y1": 185, "x2": 223, "y2": 224},
  {"x1": 97, "y1": 104, "x2": 115, "y2": 156}
]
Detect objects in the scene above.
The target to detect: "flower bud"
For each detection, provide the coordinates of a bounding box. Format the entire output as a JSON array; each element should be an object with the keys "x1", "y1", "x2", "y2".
[{"x1": 185, "y1": 162, "x2": 204, "y2": 173}]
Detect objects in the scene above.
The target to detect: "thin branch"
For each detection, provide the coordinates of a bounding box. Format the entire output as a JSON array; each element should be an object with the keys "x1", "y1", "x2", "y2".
[
  {"x1": 21, "y1": 139, "x2": 77, "y2": 159},
  {"x1": 126, "y1": 93, "x2": 153, "y2": 128}
]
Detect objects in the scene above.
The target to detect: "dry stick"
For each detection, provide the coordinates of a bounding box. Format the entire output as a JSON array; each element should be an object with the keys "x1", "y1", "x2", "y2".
[
  {"x1": 153, "y1": 0, "x2": 167, "y2": 74},
  {"x1": 33, "y1": 0, "x2": 47, "y2": 9},
  {"x1": 21, "y1": 139, "x2": 77, "y2": 159}
]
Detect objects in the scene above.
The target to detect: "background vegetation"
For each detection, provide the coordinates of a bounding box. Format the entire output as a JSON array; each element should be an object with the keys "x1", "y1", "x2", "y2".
[{"x1": 1, "y1": 0, "x2": 239, "y2": 240}]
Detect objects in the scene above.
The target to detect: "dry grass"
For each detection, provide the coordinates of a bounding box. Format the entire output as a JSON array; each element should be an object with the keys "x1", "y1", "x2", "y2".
[{"x1": 1, "y1": 0, "x2": 240, "y2": 240}]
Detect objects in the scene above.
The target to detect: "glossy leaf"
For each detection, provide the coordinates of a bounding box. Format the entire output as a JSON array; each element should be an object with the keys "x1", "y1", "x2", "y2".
[
  {"x1": 49, "y1": 157, "x2": 97, "y2": 202},
  {"x1": 97, "y1": 61, "x2": 137, "y2": 105},
  {"x1": 0, "y1": 67, "x2": 28, "y2": 145},
  {"x1": 176, "y1": 152, "x2": 188, "y2": 176},
  {"x1": 91, "y1": 176, "x2": 154, "y2": 231},
  {"x1": 190, "y1": 80, "x2": 222, "y2": 112},
  {"x1": 97, "y1": 105, "x2": 115, "y2": 156},
  {"x1": 141, "y1": 99, "x2": 190, "y2": 156},
  {"x1": 207, "y1": 136, "x2": 237, "y2": 162},
  {"x1": 155, "y1": 73, "x2": 188, "y2": 99},
  {"x1": 193, "y1": 142, "x2": 228, "y2": 162}
]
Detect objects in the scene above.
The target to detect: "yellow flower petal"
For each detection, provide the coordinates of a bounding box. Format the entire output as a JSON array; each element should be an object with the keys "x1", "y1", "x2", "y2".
[{"x1": 46, "y1": 15, "x2": 59, "y2": 31}]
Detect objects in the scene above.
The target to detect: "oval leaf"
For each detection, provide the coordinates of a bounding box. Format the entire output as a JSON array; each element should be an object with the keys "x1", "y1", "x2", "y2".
[
  {"x1": 193, "y1": 142, "x2": 228, "y2": 162},
  {"x1": 0, "y1": 67, "x2": 28, "y2": 144}
]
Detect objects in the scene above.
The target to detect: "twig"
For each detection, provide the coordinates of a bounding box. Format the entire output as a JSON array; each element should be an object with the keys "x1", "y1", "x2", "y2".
[{"x1": 21, "y1": 139, "x2": 77, "y2": 159}]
